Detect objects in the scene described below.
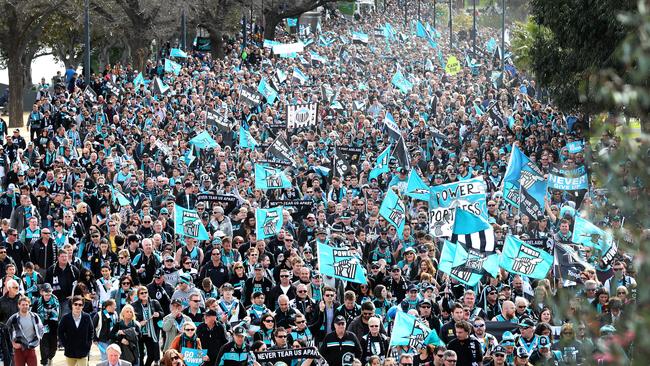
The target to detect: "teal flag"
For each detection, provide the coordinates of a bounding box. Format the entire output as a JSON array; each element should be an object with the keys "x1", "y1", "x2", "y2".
[
  {"x1": 369, "y1": 145, "x2": 391, "y2": 180},
  {"x1": 405, "y1": 171, "x2": 430, "y2": 201},
  {"x1": 390, "y1": 311, "x2": 443, "y2": 348},
  {"x1": 502, "y1": 146, "x2": 547, "y2": 219},
  {"x1": 110, "y1": 186, "x2": 130, "y2": 207},
  {"x1": 239, "y1": 127, "x2": 258, "y2": 150},
  {"x1": 170, "y1": 48, "x2": 188, "y2": 58},
  {"x1": 391, "y1": 69, "x2": 413, "y2": 93},
  {"x1": 448, "y1": 244, "x2": 500, "y2": 286},
  {"x1": 572, "y1": 216, "x2": 612, "y2": 250},
  {"x1": 258, "y1": 77, "x2": 278, "y2": 104},
  {"x1": 567, "y1": 141, "x2": 584, "y2": 154},
  {"x1": 181, "y1": 145, "x2": 196, "y2": 167},
  {"x1": 133, "y1": 72, "x2": 144, "y2": 87},
  {"x1": 255, "y1": 207, "x2": 284, "y2": 240},
  {"x1": 416, "y1": 21, "x2": 428, "y2": 38},
  {"x1": 379, "y1": 189, "x2": 406, "y2": 239},
  {"x1": 439, "y1": 240, "x2": 457, "y2": 273},
  {"x1": 164, "y1": 59, "x2": 182, "y2": 75},
  {"x1": 318, "y1": 242, "x2": 367, "y2": 284},
  {"x1": 500, "y1": 235, "x2": 554, "y2": 279},
  {"x1": 254, "y1": 164, "x2": 292, "y2": 190},
  {"x1": 189, "y1": 131, "x2": 218, "y2": 150},
  {"x1": 286, "y1": 18, "x2": 298, "y2": 27},
  {"x1": 174, "y1": 204, "x2": 210, "y2": 241}
]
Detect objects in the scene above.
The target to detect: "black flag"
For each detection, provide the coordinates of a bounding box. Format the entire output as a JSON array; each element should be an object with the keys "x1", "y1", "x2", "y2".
[
  {"x1": 266, "y1": 136, "x2": 293, "y2": 164},
  {"x1": 392, "y1": 137, "x2": 411, "y2": 169}
]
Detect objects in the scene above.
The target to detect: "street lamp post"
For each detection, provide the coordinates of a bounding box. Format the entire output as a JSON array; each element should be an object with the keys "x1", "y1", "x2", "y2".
[
  {"x1": 417, "y1": 0, "x2": 421, "y2": 22},
  {"x1": 472, "y1": 0, "x2": 476, "y2": 56},
  {"x1": 501, "y1": 0, "x2": 505, "y2": 74},
  {"x1": 433, "y1": 0, "x2": 436, "y2": 29},
  {"x1": 84, "y1": 0, "x2": 90, "y2": 82},
  {"x1": 449, "y1": 0, "x2": 453, "y2": 49}
]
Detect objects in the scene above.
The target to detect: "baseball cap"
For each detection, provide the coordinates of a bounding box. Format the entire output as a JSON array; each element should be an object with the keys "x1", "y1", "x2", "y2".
[
  {"x1": 493, "y1": 345, "x2": 506, "y2": 355},
  {"x1": 40, "y1": 283, "x2": 53, "y2": 293},
  {"x1": 233, "y1": 325, "x2": 246, "y2": 336},
  {"x1": 515, "y1": 347, "x2": 529, "y2": 358},
  {"x1": 205, "y1": 309, "x2": 218, "y2": 317},
  {"x1": 253, "y1": 263, "x2": 263, "y2": 270},
  {"x1": 221, "y1": 283, "x2": 234, "y2": 291},
  {"x1": 334, "y1": 315, "x2": 346, "y2": 324},
  {"x1": 178, "y1": 273, "x2": 192, "y2": 284},
  {"x1": 407, "y1": 283, "x2": 418, "y2": 292},
  {"x1": 154, "y1": 268, "x2": 165, "y2": 278},
  {"x1": 519, "y1": 318, "x2": 536, "y2": 328},
  {"x1": 539, "y1": 335, "x2": 551, "y2": 348},
  {"x1": 160, "y1": 208, "x2": 169, "y2": 214},
  {"x1": 419, "y1": 299, "x2": 432, "y2": 307},
  {"x1": 171, "y1": 299, "x2": 183, "y2": 306}
]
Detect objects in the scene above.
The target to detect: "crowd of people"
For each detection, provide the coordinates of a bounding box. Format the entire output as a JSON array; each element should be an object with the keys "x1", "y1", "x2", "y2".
[{"x1": 0, "y1": 2, "x2": 637, "y2": 366}]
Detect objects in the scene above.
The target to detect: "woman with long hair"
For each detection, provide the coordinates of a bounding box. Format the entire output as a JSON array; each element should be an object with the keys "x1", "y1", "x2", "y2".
[
  {"x1": 161, "y1": 349, "x2": 185, "y2": 366},
  {"x1": 110, "y1": 304, "x2": 141, "y2": 366},
  {"x1": 228, "y1": 261, "x2": 247, "y2": 299},
  {"x1": 253, "y1": 313, "x2": 276, "y2": 346}
]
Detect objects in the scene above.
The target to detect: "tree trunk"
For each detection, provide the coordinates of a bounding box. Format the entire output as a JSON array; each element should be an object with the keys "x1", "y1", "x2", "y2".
[
  {"x1": 7, "y1": 56, "x2": 25, "y2": 128},
  {"x1": 264, "y1": 13, "x2": 281, "y2": 40},
  {"x1": 208, "y1": 31, "x2": 225, "y2": 59},
  {"x1": 21, "y1": 52, "x2": 33, "y2": 92}
]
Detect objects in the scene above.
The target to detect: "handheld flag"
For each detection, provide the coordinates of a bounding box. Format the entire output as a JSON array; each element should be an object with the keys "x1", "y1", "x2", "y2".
[
  {"x1": 189, "y1": 131, "x2": 218, "y2": 150},
  {"x1": 405, "y1": 171, "x2": 430, "y2": 201},
  {"x1": 181, "y1": 145, "x2": 196, "y2": 167},
  {"x1": 258, "y1": 78, "x2": 278, "y2": 104},
  {"x1": 391, "y1": 69, "x2": 413, "y2": 93},
  {"x1": 255, "y1": 206, "x2": 284, "y2": 240},
  {"x1": 164, "y1": 59, "x2": 182, "y2": 75},
  {"x1": 390, "y1": 311, "x2": 443, "y2": 348},
  {"x1": 572, "y1": 216, "x2": 612, "y2": 250},
  {"x1": 153, "y1": 77, "x2": 170, "y2": 95},
  {"x1": 292, "y1": 67, "x2": 309, "y2": 84},
  {"x1": 383, "y1": 112, "x2": 401, "y2": 141},
  {"x1": 133, "y1": 73, "x2": 145, "y2": 87},
  {"x1": 276, "y1": 68, "x2": 287, "y2": 84},
  {"x1": 318, "y1": 242, "x2": 367, "y2": 284},
  {"x1": 174, "y1": 204, "x2": 210, "y2": 241},
  {"x1": 554, "y1": 243, "x2": 589, "y2": 286},
  {"x1": 379, "y1": 189, "x2": 406, "y2": 239},
  {"x1": 83, "y1": 86, "x2": 98, "y2": 103},
  {"x1": 500, "y1": 235, "x2": 554, "y2": 279},
  {"x1": 440, "y1": 241, "x2": 499, "y2": 286},
  {"x1": 369, "y1": 145, "x2": 391, "y2": 181},
  {"x1": 110, "y1": 186, "x2": 131, "y2": 207},
  {"x1": 502, "y1": 146, "x2": 547, "y2": 219},
  {"x1": 170, "y1": 48, "x2": 188, "y2": 58},
  {"x1": 239, "y1": 127, "x2": 258, "y2": 150},
  {"x1": 392, "y1": 137, "x2": 411, "y2": 169},
  {"x1": 450, "y1": 209, "x2": 496, "y2": 252},
  {"x1": 254, "y1": 164, "x2": 292, "y2": 190}
]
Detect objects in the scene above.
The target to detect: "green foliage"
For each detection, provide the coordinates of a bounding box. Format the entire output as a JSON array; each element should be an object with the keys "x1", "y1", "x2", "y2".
[
  {"x1": 528, "y1": 0, "x2": 637, "y2": 112},
  {"x1": 509, "y1": 16, "x2": 551, "y2": 74},
  {"x1": 453, "y1": 12, "x2": 473, "y2": 31},
  {"x1": 589, "y1": 1, "x2": 650, "y2": 125}
]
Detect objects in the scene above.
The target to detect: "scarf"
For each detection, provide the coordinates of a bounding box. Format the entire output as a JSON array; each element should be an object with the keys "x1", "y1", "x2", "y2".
[
  {"x1": 180, "y1": 333, "x2": 199, "y2": 349},
  {"x1": 140, "y1": 302, "x2": 158, "y2": 341}
]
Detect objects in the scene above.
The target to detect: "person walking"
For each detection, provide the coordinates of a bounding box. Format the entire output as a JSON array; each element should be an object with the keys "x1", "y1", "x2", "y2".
[
  {"x1": 6, "y1": 296, "x2": 43, "y2": 366},
  {"x1": 57, "y1": 295, "x2": 94, "y2": 366}
]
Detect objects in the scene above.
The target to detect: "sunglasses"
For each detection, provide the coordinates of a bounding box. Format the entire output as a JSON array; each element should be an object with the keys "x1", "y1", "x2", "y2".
[{"x1": 73, "y1": 302, "x2": 83, "y2": 307}]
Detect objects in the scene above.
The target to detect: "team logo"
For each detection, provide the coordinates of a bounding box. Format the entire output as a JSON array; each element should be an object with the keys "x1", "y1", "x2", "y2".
[
  {"x1": 332, "y1": 249, "x2": 359, "y2": 280},
  {"x1": 512, "y1": 245, "x2": 544, "y2": 274}
]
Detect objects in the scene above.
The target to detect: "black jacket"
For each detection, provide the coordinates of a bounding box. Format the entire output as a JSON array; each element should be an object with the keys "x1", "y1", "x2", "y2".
[
  {"x1": 45, "y1": 263, "x2": 79, "y2": 301},
  {"x1": 0, "y1": 295, "x2": 19, "y2": 323},
  {"x1": 58, "y1": 312, "x2": 94, "y2": 358},
  {"x1": 197, "y1": 322, "x2": 228, "y2": 366},
  {"x1": 131, "y1": 299, "x2": 164, "y2": 337},
  {"x1": 0, "y1": 322, "x2": 14, "y2": 366},
  {"x1": 29, "y1": 239, "x2": 57, "y2": 271},
  {"x1": 319, "y1": 331, "x2": 362, "y2": 366}
]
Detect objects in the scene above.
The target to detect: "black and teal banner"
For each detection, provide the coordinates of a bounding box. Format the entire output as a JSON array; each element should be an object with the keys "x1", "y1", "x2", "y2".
[{"x1": 254, "y1": 347, "x2": 320, "y2": 363}]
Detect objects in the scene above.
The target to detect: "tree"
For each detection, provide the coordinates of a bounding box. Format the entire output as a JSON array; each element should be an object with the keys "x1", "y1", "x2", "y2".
[
  {"x1": 187, "y1": 0, "x2": 241, "y2": 59},
  {"x1": 509, "y1": 16, "x2": 551, "y2": 73},
  {"x1": 261, "y1": 0, "x2": 338, "y2": 40},
  {"x1": 0, "y1": 0, "x2": 65, "y2": 127},
  {"x1": 528, "y1": 0, "x2": 636, "y2": 113},
  {"x1": 93, "y1": 0, "x2": 177, "y2": 72}
]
